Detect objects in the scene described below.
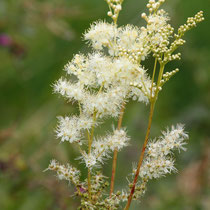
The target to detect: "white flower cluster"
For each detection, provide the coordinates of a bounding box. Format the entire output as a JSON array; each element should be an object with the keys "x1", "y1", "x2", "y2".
[
  {"x1": 54, "y1": 78, "x2": 84, "y2": 101},
  {"x1": 84, "y1": 21, "x2": 117, "y2": 51},
  {"x1": 104, "y1": 193, "x2": 121, "y2": 209},
  {"x1": 82, "y1": 129, "x2": 130, "y2": 168},
  {"x1": 122, "y1": 124, "x2": 189, "y2": 201},
  {"x1": 47, "y1": 160, "x2": 80, "y2": 185},
  {"x1": 141, "y1": 9, "x2": 175, "y2": 60},
  {"x1": 85, "y1": 21, "x2": 150, "y2": 61},
  {"x1": 139, "y1": 124, "x2": 188, "y2": 179},
  {"x1": 54, "y1": 50, "x2": 151, "y2": 119},
  {"x1": 56, "y1": 115, "x2": 93, "y2": 144}
]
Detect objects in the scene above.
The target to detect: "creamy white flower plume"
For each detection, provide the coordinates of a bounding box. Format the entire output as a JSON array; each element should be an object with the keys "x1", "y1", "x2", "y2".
[
  {"x1": 138, "y1": 124, "x2": 188, "y2": 179},
  {"x1": 82, "y1": 128, "x2": 130, "y2": 168},
  {"x1": 84, "y1": 21, "x2": 117, "y2": 51},
  {"x1": 56, "y1": 115, "x2": 93, "y2": 144},
  {"x1": 54, "y1": 78, "x2": 85, "y2": 101},
  {"x1": 47, "y1": 160, "x2": 80, "y2": 185}
]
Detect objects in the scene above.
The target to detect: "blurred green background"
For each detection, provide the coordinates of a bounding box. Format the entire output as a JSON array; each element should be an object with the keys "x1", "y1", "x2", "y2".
[{"x1": 0, "y1": 0, "x2": 209, "y2": 209}]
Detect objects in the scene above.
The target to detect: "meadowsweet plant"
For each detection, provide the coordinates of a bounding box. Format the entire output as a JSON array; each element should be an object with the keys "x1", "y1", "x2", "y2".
[{"x1": 46, "y1": 0, "x2": 204, "y2": 209}]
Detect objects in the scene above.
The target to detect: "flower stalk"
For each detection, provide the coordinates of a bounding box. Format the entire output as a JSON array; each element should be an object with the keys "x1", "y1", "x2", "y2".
[
  {"x1": 110, "y1": 102, "x2": 126, "y2": 196},
  {"x1": 125, "y1": 59, "x2": 166, "y2": 209},
  {"x1": 124, "y1": 94, "x2": 156, "y2": 210}
]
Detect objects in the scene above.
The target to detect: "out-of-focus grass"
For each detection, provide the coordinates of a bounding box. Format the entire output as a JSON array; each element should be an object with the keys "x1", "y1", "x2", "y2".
[{"x1": 0, "y1": 0, "x2": 209, "y2": 209}]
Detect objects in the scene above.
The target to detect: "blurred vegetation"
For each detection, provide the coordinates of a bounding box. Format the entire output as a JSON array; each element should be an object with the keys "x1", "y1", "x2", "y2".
[{"x1": 0, "y1": 0, "x2": 209, "y2": 209}]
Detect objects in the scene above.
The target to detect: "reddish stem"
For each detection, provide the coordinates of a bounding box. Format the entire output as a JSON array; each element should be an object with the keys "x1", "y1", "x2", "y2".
[
  {"x1": 124, "y1": 101, "x2": 155, "y2": 210},
  {"x1": 110, "y1": 103, "x2": 125, "y2": 196}
]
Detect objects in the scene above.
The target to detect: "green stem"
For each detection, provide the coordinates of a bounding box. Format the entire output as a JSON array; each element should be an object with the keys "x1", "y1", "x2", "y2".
[
  {"x1": 124, "y1": 62, "x2": 165, "y2": 209},
  {"x1": 87, "y1": 83, "x2": 103, "y2": 201},
  {"x1": 154, "y1": 64, "x2": 165, "y2": 100},
  {"x1": 88, "y1": 112, "x2": 97, "y2": 153},
  {"x1": 124, "y1": 100, "x2": 156, "y2": 210},
  {"x1": 150, "y1": 58, "x2": 158, "y2": 101},
  {"x1": 78, "y1": 102, "x2": 82, "y2": 114},
  {"x1": 88, "y1": 168, "x2": 91, "y2": 199},
  {"x1": 87, "y1": 111, "x2": 97, "y2": 200},
  {"x1": 110, "y1": 102, "x2": 126, "y2": 196},
  {"x1": 156, "y1": 64, "x2": 165, "y2": 88}
]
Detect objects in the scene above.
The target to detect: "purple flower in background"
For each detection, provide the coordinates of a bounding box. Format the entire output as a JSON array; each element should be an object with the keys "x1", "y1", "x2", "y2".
[
  {"x1": 0, "y1": 33, "x2": 26, "y2": 57},
  {"x1": 0, "y1": 34, "x2": 12, "y2": 47},
  {"x1": 79, "y1": 186, "x2": 86, "y2": 194}
]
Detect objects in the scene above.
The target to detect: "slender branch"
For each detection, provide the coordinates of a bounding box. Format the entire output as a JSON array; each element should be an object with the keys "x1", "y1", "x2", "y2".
[
  {"x1": 87, "y1": 111, "x2": 97, "y2": 200},
  {"x1": 88, "y1": 168, "x2": 91, "y2": 199},
  {"x1": 88, "y1": 112, "x2": 97, "y2": 153},
  {"x1": 110, "y1": 102, "x2": 126, "y2": 196},
  {"x1": 150, "y1": 58, "x2": 158, "y2": 101},
  {"x1": 124, "y1": 101, "x2": 155, "y2": 210},
  {"x1": 78, "y1": 102, "x2": 82, "y2": 114},
  {"x1": 156, "y1": 63, "x2": 165, "y2": 89},
  {"x1": 141, "y1": 77, "x2": 150, "y2": 98},
  {"x1": 87, "y1": 83, "x2": 103, "y2": 201},
  {"x1": 124, "y1": 62, "x2": 165, "y2": 210},
  {"x1": 110, "y1": 150, "x2": 118, "y2": 196}
]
